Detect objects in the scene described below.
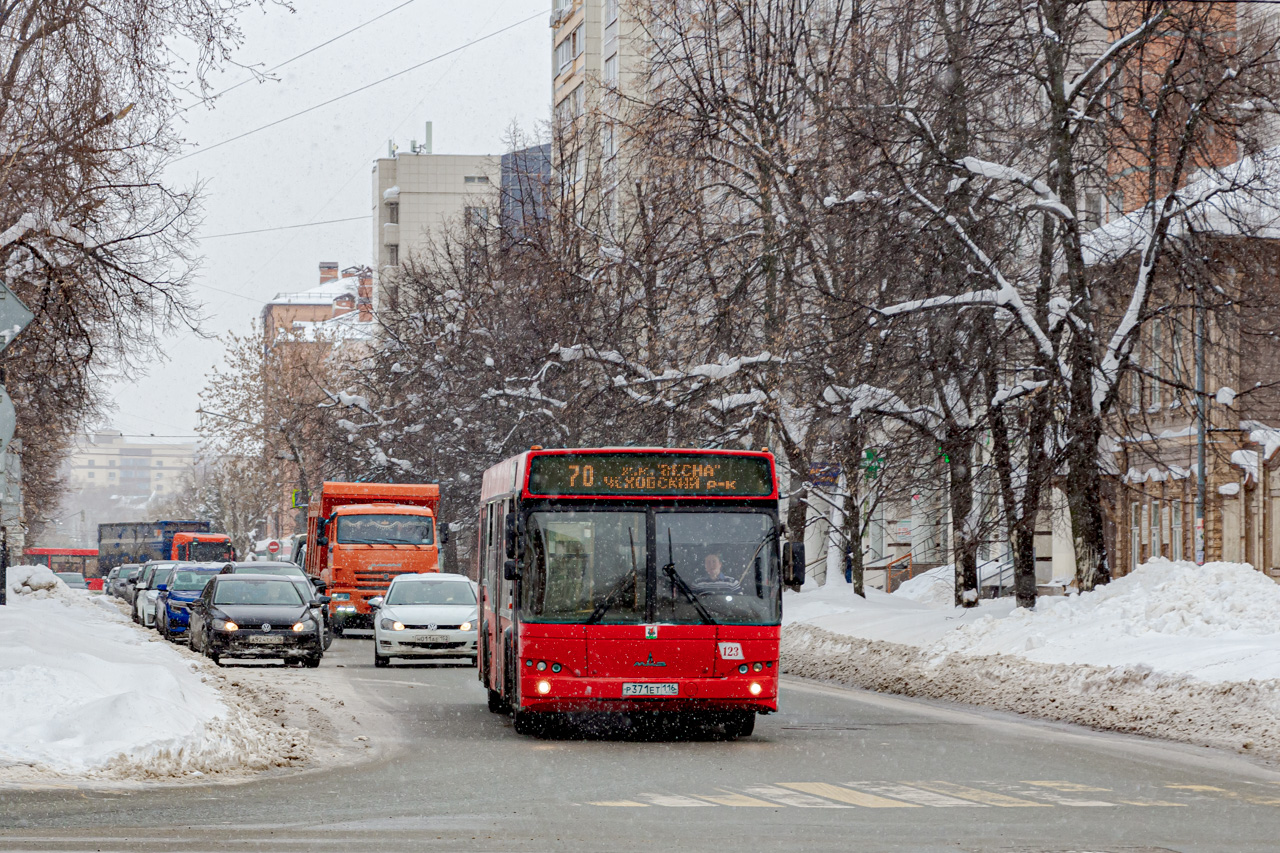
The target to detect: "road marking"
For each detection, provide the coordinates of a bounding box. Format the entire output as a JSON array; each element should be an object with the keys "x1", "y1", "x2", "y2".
[
  {"x1": 696, "y1": 790, "x2": 779, "y2": 807},
  {"x1": 1165, "y1": 784, "x2": 1280, "y2": 806},
  {"x1": 1117, "y1": 800, "x2": 1188, "y2": 807},
  {"x1": 639, "y1": 793, "x2": 713, "y2": 807},
  {"x1": 992, "y1": 782, "x2": 1116, "y2": 807},
  {"x1": 908, "y1": 781, "x2": 1051, "y2": 807},
  {"x1": 1022, "y1": 780, "x2": 1112, "y2": 793},
  {"x1": 848, "y1": 782, "x2": 987, "y2": 807},
  {"x1": 742, "y1": 785, "x2": 851, "y2": 808},
  {"x1": 589, "y1": 800, "x2": 649, "y2": 807},
  {"x1": 779, "y1": 782, "x2": 918, "y2": 808}
]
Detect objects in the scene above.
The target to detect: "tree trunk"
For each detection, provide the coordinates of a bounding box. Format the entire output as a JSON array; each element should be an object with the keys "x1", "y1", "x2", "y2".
[
  {"x1": 944, "y1": 436, "x2": 980, "y2": 607},
  {"x1": 845, "y1": 492, "x2": 865, "y2": 597}
]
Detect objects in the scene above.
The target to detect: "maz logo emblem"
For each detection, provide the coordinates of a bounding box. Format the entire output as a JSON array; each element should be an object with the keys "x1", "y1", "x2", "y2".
[{"x1": 634, "y1": 652, "x2": 667, "y2": 667}]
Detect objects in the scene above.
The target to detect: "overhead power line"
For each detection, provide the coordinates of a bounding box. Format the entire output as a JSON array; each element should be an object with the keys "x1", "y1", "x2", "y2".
[
  {"x1": 173, "y1": 10, "x2": 544, "y2": 163},
  {"x1": 183, "y1": 0, "x2": 422, "y2": 112},
  {"x1": 200, "y1": 215, "x2": 367, "y2": 240}
]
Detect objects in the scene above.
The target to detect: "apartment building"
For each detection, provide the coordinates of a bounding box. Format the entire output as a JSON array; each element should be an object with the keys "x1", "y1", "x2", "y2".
[
  {"x1": 371, "y1": 133, "x2": 499, "y2": 306},
  {"x1": 63, "y1": 431, "x2": 196, "y2": 498}
]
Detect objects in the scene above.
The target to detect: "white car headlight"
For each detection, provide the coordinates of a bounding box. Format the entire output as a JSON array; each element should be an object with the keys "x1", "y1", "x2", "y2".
[
  {"x1": 379, "y1": 617, "x2": 405, "y2": 631},
  {"x1": 459, "y1": 620, "x2": 473, "y2": 632}
]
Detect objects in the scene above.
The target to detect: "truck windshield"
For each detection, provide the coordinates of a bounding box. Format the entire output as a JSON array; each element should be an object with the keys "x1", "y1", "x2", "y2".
[
  {"x1": 655, "y1": 511, "x2": 780, "y2": 626},
  {"x1": 522, "y1": 511, "x2": 647, "y2": 624},
  {"x1": 336, "y1": 514, "x2": 435, "y2": 545},
  {"x1": 190, "y1": 542, "x2": 234, "y2": 562}
]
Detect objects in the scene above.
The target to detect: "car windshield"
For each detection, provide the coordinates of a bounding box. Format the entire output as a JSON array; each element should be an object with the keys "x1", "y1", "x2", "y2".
[
  {"x1": 522, "y1": 511, "x2": 647, "y2": 624},
  {"x1": 655, "y1": 511, "x2": 780, "y2": 625},
  {"x1": 212, "y1": 579, "x2": 304, "y2": 606},
  {"x1": 237, "y1": 565, "x2": 305, "y2": 578},
  {"x1": 168, "y1": 571, "x2": 216, "y2": 592},
  {"x1": 386, "y1": 581, "x2": 476, "y2": 606},
  {"x1": 336, "y1": 514, "x2": 434, "y2": 545},
  {"x1": 56, "y1": 573, "x2": 87, "y2": 586},
  {"x1": 122, "y1": 567, "x2": 141, "y2": 580}
]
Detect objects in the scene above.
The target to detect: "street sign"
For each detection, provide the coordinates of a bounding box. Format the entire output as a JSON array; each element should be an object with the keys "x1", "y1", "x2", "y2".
[
  {"x1": 266, "y1": 540, "x2": 280, "y2": 554},
  {"x1": 0, "y1": 386, "x2": 13, "y2": 457},
  {"x1": 292, "y1": 489, "x2": 309, "y2": 509},
  {"x1": 0, "y1": 282, "x2": 33, "y2": 357}
]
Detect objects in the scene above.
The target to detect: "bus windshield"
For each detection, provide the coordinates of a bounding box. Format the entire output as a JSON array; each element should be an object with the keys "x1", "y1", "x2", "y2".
[
  {"x1": 519, "y1": 509, "x2": 780, "y2": 625},
  {"x1": 523, "y1": 511, "x2": 647, "y2": 624},
  {"x1": 656, "y1": 512, "x2": 779, "y2": 625},
  {"x1": 336, "y1": 514, "x2": 435, "y2": 545}
]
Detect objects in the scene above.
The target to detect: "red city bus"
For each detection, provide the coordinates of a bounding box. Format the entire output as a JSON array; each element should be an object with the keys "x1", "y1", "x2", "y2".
[{"x1": 476, "y1": 447, "x2": 805, "y2": 737}]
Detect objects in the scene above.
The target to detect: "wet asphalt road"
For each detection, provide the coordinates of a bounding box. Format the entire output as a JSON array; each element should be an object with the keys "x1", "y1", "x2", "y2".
[{"x1": 1, "y1": 636, "x2": 1278, "y2": 852}]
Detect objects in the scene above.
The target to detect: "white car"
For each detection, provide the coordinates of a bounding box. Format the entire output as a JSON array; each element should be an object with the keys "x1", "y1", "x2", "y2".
[{"x1": 371, "y1": 573, "x2": 478, "y2": 668}]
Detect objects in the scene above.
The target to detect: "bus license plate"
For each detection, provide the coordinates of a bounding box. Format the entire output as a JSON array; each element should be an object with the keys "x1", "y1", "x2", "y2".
[
  {"x1": 248, "y1": 635, "x2": 284, "y2": 645},
  {"x1": 623, "y1": 682, "x2": 678, "y2": 697}
]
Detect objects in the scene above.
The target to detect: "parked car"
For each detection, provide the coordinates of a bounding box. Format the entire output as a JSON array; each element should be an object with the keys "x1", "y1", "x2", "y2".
[
  {"x1": 111, "y1": 564, "x2": 143, "y2": 600},
  {"x1": 103, "y1": 566, "x2": 121, "y2": 595},
  {"x1": 54, "y1": 572, "x2": 89, "y2": 590},
  {"x1": 370, "y1": 572, "x2": 478, "y2": 668},
  {"x1": 221, "y1": 561, "x2": 332, "y2": 649},
  {"x1": 188, "y1": 574, "x2": 326, "y2": 667},
  {"x1": 132, "y1": 561, "x2": 178, "y2": 627},
  {"x1": 155, "y1": 564, "x2": 222, "y2": 641}
]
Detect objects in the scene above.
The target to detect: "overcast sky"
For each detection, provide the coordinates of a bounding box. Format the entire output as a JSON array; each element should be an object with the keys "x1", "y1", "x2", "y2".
[{"x1": 101, "y1": 0, "x2": 550, "y2": 444}]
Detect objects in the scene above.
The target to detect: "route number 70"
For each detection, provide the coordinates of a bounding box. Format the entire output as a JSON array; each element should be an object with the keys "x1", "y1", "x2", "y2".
[{"x1": 568, "y1": 464, "x2": 595, "y2": 487}]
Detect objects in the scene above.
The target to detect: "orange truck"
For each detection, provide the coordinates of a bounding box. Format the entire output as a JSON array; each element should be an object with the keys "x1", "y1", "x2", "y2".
[
  {"x1": 170, "y1": 532, "x2": 236, "y2": 562},
  {"x1": 304, "y1": 481, "x2": 444, "y2": 633}
]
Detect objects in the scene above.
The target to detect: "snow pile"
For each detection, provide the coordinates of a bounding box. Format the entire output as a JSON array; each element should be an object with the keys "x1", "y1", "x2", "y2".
[
  {"x1": 7, "y1": 564, "x2": 71, "y2": 599},
  {"x1": 783, "y1": 559, "x2": 1280, "y2": 759},
  {"x1": 894, "y1": 560, "x2": 1013, "y2": 608},
  {"x1": 0, "y1": 577, "x2": 310, "y2": 780}
]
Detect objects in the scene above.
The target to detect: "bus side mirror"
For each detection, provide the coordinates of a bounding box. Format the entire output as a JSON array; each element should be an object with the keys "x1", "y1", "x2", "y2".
[
  {"x1": 783, "y1": 542, "x2": 806, "y2": 587},
  {"x1": 504, "y1": 514, "x2": 517, "y2": 559},
  {"x1": 316, "y1": 535, "x2": 329, "y2": 547},
  {"x1": 504, "y1": 559, "x2": 520, "y2": 581}
]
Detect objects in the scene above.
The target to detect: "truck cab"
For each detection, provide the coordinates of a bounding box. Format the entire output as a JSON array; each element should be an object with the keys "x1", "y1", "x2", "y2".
[
  {"x1": 305, "y1": 482, "x2": 443, "y2": 632},
  {"x1": 171, "y1": 532, "x2": 236, "y2": 562}
]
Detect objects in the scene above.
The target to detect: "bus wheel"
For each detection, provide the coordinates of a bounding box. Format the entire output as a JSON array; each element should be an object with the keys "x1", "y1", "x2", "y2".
[
  {"x1": 728, "y1": 712, "x2": 756, "y2": 738},
  {"x1": 512, "y1": 710, "x2": 541, "y2": 736},
  {"x1": 487, "y1": 688, "x2": 507, "y2": 714}
]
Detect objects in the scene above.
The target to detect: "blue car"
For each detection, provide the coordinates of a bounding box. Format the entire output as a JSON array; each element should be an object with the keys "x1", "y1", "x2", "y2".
[{"x1": 156, "y1": 565, "x2": 222, "y2": 641}]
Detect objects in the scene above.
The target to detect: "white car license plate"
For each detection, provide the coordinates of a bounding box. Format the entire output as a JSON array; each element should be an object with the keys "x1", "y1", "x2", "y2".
[
  {"x1": 623, "y1": 682, "x2": 678, "y2": 697},
  {"x1": 248, "y1": 635, "x2": 284, "y2": 645},
  {"x1": 418, "y1": 635, "x2": 447, "y2": 643}
]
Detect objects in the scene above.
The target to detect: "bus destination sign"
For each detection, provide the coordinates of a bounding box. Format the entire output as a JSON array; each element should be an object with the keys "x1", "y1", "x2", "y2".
[{"x1": 526, "y1": 452, "x2": 773, "y2": 497}]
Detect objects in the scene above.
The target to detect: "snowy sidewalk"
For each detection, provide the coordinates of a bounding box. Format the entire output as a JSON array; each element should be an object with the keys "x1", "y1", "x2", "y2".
[
  {"x1": 0, "y1": 566, "x2": 310, "y2": 782},
  {"x1": 783, "y1": 560, "x2": 1280, "y2": 760}
]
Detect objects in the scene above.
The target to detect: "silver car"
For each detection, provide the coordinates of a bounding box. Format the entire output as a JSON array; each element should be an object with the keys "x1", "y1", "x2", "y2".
[{"x1": 370, "y1": 573, "x2": 478, "y2": 668}]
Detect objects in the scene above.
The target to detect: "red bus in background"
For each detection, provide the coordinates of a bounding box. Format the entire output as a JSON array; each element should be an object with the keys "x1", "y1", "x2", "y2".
[
  {"x1": 24, "y1": 548, "x2": 100, "y2": 579},
  {"x1": 477, "y1": 447, "x2": 805, "y2": 737}
]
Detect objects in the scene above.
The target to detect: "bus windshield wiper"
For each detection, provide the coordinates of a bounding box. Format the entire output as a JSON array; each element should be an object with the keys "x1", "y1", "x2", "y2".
[
  {"x1": 587, "y1": 527, "x2": 640, "y2": 625},
  {"x1": 662, "y1": 529, "x2": 717, "y2": 625}
]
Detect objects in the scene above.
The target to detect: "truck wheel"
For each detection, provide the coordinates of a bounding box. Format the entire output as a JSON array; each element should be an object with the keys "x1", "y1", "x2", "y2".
[{"x1": 374, "y1": 653, "x2": 390, "y2": 668}]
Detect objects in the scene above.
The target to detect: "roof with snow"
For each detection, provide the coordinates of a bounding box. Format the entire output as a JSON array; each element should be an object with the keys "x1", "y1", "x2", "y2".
[{"x1": 266, "y1": 276, "x2": 361, "y2": 307}]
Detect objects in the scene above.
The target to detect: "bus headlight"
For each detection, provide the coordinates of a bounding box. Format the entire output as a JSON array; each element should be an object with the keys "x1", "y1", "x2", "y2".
[
  {"x1": 537, "y1": 680, "x2": 552, "y2": 695},
  {"x1": 749, "y1": 682, "x2": 763, "y2": 696}
]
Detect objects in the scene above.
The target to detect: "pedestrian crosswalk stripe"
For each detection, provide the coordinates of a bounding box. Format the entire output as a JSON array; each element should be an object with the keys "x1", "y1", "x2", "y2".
[
  {"x1": 742, "y1": 785, "x2": 851, "y2": 808},
  {"x1": 848, "y1": 782, "x2": 987, "y2": 807},
  {"x1": 1022, "y1": 780, "x2": 1111, "y2": 793},
  {"x1": 639, "y1": 793, "x2": 713, "y2": 807},
  {"x1": 696, "y1": 790, "x2": 778, "y2": 807},
  {"x1": 995, "y1": 783, "x2": 1115, "y2": 807},
  {"x1": 907, "y1": 782, "x2": 1052, "y2": 807},
  {"x1": 780, "y1": 783, "x2": 918, "y2": 808},
  {"x1": 589, "y1": 800, "x2": 650, "y2": 807},
  {"x1": 1165, "y1": 784, "x2": 1280, "y2": 806}
]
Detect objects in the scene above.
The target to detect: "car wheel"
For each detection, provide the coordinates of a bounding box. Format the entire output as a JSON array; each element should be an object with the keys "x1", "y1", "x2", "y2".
[
  {"x1": 303, "y1": 655, "x2": 322, "y2": 668},
  {"x1": 331, "y1": 624, "x2": 345, "y2": 638},
  {"x1": 469, "y1": 656, "x2": 478, "y2": 668},
  {"x1": 374, "y1": 653, "x2": 390, "y2": 668}
]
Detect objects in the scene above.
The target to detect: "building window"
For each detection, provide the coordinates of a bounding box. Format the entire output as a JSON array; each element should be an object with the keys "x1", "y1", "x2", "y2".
[
  {"x1": 388, "y1": 245, "x2": 399, "y2": 266},
  {"x1": 1130, "y1": 502, "x2": 1142, "y2": 569},
  {"x1": 109, "y1": 459, "x2": 116, "y2": 467},
  {"x1": 388, "y1": 202, "x2": 399, "y2": 224},
  {"x1": 603, "y1": 122, "x2": 616, "y2": 159},
  {"x1": 1170, "y1": 500, "x2": 1183, "y2": 561},
  {"x1": 606, "y1": 0, "x2": 618, "y2": 23},
  {"x1": 87, "y1": 459, "x2": 95, "y2": 467},
  {"x1": 156, "y1": 460, "x2": 163, "y2": 467},
  {"x1": 604, "y1": 54, "x2": 618, "y2": 85},
  {"x1": 464, "y1": 175, "x2": 490, "y2": 185},
  {"x1": 87, "y1": 472, "x2": 95, "y2": 479},
  {"x1": 556, "y1": 24, "x2": 583, "y2": 75},
  {"x1": 1150, "y1": 499, "x2": 1162, "y2": 558},
  {"x1": 108, "y1": 471, "x2": 116, "y2": 479},
  {"x1": 466, "y1": 207, "x2": 490, "y2": 227},
  {"x1": 1150, "y1": 320, "x2": 1163, "y2": 409}
]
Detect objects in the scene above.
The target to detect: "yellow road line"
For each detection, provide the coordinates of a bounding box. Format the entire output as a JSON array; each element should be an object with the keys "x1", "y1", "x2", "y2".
[
  {"x1": 780, "y1": 782, "x2": 919, "y2": 808},
  {"x1": 1165, "y1": 784, "x2": 1280, "y2": 806},
  {"x1": 1022, "y1": 781, "x2": 1111, "y2": 793},
  {"x1": 639, "y1": 793, "x2": 714, "y2": 807},
  {"x1": 909, "y1": 781, "x2": 1051, "y2": 807}
]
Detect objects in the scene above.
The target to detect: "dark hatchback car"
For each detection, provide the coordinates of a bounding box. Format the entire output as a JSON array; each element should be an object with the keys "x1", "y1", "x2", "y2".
[
  {"x1": 221, "y1": 561, "x2": 332, "y2": 649},
  {"x1": 188, "y1": 574, "x2": 326, "y2": 667}
]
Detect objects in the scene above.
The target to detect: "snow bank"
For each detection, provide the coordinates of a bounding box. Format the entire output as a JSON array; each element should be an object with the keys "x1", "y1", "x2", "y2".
[
  {"x1": 0, "y1": 570, "x2": 309, "y2": 780},
  {"x1": 783, "y1": 560, "x2": 1280, "y2": 759}
]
